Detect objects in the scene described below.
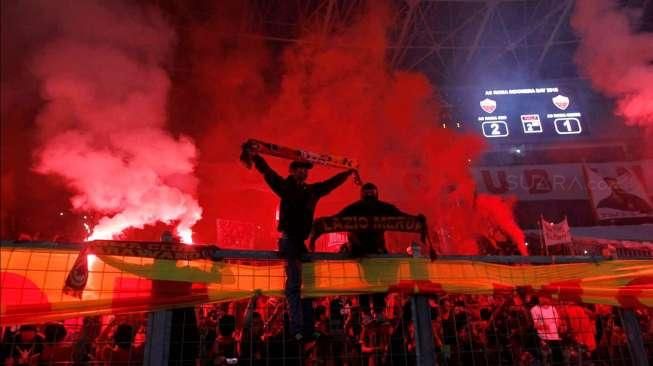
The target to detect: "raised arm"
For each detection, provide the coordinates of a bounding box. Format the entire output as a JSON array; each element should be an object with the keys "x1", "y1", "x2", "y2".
[
  {"x1": 251, "y1": 154, "x2": 284, "y2": 196},
  {"x1": 313, "y1": 169, "x2": 354, "y2": 197}
]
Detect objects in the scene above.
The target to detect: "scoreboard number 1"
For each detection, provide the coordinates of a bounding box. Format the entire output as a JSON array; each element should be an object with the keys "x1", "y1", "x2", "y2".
[
  {"x1": 482, "y1": 121, "x2": 509, "y2": 138},
  {"x1": 554, "y1": 118, "x2": 582, "y2": 135}
]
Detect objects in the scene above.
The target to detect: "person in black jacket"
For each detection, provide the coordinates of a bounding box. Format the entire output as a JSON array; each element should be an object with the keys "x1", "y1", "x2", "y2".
[
  {"x1": 243, "y1": 144, "x2": 355, "y2": 340},
  {"x1": 336, "y1": 182, "x2": 420, "y2": 321},
  {"x1": 336, "y1": 182, "x2": 413, "y2": 256}
]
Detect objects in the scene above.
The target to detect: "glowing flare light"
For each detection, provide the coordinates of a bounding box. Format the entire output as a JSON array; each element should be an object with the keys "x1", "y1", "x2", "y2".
[{"x1": 177, "y1": 227, "x2": 194, "y2": 244}]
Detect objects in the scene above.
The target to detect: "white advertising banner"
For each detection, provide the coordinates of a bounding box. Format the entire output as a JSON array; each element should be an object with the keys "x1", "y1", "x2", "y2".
[{"x1": 472, "y1": 160, "x2": 653, "y2": 201}]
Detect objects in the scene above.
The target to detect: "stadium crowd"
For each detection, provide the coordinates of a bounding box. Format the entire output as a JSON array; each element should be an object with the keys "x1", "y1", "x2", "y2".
[{"x1": 1, "y1": 291, "x2": 652, "y2": 366}]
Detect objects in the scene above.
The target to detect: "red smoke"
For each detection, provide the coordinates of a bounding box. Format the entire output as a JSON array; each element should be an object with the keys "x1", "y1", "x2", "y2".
[
  {"x1": 174, "y1": 2, "x2": 523, "y2": 254},
  {"x1": 2, "y1": 1, "x2": 525, "y2": 253},
  {"x1": 475, "y1": 195, "x2": 526, "y2": 255},
  {"x1": 29, "y1": 0, "x2": 202, "y2": 242},
  {"x1": 572, "y1": 0, "x2": 653, "y2": 129}
]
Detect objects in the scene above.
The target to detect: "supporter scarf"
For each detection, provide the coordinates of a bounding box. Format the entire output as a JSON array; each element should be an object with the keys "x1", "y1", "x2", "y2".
[{"x1": 310, "y1": 215, "x2": 427, "y2": 248}]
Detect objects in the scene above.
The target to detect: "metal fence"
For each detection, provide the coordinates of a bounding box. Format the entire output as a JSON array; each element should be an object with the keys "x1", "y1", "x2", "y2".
[{"x1": 0, "y1": 241, "x2": 651, "y2": 365}]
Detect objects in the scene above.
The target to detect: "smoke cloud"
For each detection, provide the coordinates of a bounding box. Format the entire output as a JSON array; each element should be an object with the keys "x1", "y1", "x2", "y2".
[
  {"x1": 3, "y1": 0, "x2": 524, "y2": 253},
  {"x1": 174, "y1": 2, "x2": 522, "y2": 254},
  {"x1": 28, "y1": 0, "x2": 202, "y2": 241},
  {"x1": 572, "y1": 0, "x2": 653, "y2": 129}
]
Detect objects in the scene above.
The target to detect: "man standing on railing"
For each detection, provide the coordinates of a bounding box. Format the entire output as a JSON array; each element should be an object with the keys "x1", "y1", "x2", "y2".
[{"x1": 242, "y1": 143, "x2": 355, "y2": 341}]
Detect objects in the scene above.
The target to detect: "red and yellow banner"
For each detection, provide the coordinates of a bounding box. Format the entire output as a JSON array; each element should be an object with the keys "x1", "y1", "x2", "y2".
[{"x1": 1, "y1": 243, "x2": 652, "y2": 325}]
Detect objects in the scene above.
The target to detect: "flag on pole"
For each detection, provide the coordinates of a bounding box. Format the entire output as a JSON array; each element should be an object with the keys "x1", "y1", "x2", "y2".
[{"x1": 541, "y1": 215, "x2": 572, "y2": 246}]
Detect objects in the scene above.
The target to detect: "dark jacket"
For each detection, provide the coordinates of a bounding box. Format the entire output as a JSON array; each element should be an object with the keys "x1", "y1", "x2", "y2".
[
  {"x1": 253, "y1": 155, "x2": 351, "y2": 241},
  {"x1": 336, "y1": 199, "x2": 407, "y2": 255}
]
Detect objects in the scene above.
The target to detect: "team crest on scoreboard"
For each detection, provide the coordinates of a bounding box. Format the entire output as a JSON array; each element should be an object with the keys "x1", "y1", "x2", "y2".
[
  {"x1": 480, "y1": 98, "x2": 497, "y2": 114},
  {"x1": 552, "y1": 95, "x2": 570, "y2": 110}
]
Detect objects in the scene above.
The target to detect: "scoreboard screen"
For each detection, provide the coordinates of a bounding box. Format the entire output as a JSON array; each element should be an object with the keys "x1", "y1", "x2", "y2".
[{"x1": 476, "y1": 86, "x2": 586, "y2": 140}]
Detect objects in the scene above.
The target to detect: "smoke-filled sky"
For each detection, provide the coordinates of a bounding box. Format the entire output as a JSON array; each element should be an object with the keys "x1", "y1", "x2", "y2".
[
  {"x1": 572, "y1": 0, "x2": 653, "y2": 135},
  {"x1": 2, "y1": 0, "x2": 542, "y2": 254},
  {"x1": 166, "y1": 0, "x2": 526, "y2": 253}
]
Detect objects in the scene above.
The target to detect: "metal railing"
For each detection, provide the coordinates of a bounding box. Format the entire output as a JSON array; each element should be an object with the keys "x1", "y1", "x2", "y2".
[{"x1": 1, "y1": 239, "x2": 651, "y2": 365}]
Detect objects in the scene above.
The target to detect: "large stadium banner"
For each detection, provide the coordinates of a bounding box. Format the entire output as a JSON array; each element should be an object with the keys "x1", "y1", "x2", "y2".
[
  {"x1": 583, "y1": 165, "x2": 653, "y2": 221},
  {"x1": 2, "y1": 242, "x2": 653, "y2": 325},
  {"x1": 473, "y1": 160, "x2": 653, "y2": 201}
]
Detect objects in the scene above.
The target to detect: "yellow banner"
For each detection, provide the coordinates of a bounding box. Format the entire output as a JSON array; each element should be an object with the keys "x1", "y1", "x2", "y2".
[{"x1": 1, "y1": 245, "x2": 652, "y2": 325}]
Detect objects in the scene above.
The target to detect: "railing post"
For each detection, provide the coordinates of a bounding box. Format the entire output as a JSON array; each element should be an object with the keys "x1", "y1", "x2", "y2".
[
  {"x1": 144, "y1": 232, "x2": 175, "y2": 366},
  {"x1": 144, "y1": 309, "x2": 171, "y2": 365},
  {"x1": 620, "y1": 309, "x2": 647, "y2": 366},
  {"x1": 614, "y1": 246, "x2": 648, "y2": 365},
  {"x1": 410, "y1": 242, "x2": 437, "y2": 366}
]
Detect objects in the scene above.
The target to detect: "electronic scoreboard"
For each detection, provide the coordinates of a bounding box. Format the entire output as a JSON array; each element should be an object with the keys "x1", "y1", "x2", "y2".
[{"x1": 475, "y1": 86, "x2": 586, "y2": 140}]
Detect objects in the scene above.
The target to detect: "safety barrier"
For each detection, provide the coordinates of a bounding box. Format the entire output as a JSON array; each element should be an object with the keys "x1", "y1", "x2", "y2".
[{"x1": 1, "y1": 240, "x2": 651, "y2": 365}]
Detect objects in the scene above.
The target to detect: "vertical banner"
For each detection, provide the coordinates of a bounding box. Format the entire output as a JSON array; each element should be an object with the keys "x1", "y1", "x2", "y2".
[
  {"x1": 63, "y1": 247, "x2": 89, "y2": 298},
  {"x1": 583, "y1": 165, "x2": 653, "y2": 221},
  {"x1": 541, "y1": 216, "x2": 572, "y2": 246}
]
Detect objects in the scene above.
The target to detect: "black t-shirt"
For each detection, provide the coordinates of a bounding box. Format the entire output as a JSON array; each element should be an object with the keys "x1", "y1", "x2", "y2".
[{"x1": 337, "y1": 199, "x2": 407, "y2": 255}]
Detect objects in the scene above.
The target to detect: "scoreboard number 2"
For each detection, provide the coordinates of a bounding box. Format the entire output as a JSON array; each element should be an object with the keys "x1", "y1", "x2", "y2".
[{"x1": 482, "y1": 121, "x2": 509, "y2": 138}]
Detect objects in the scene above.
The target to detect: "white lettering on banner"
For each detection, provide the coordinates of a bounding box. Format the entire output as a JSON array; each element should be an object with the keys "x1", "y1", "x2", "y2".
[
  {"x1": 485, "y1": 87, "x2": 558, "y2": 95},
  {"x1": 472, "y1": 160, "x2": 653, "y2": 201},
  {"x1": 547, "y1": 112, "x2": 582, "y2": 118}
]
